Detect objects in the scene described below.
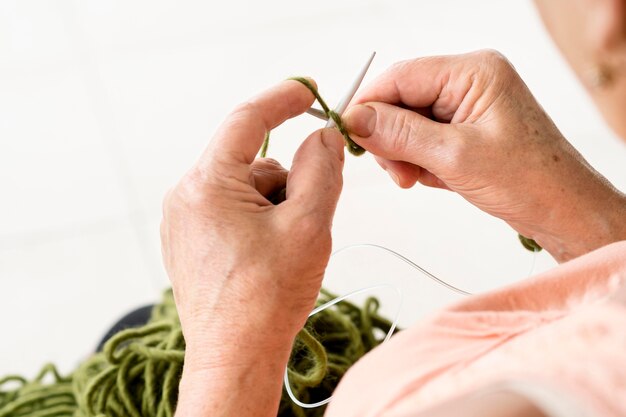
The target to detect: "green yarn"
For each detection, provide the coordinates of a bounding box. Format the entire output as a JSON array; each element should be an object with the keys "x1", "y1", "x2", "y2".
[
  {"x1": 261, "y1": 77, "x2": 366, "y2": 158},
  {"x1": 282, "y1": 289, "x2": 393, "y2": 416},
  {"x1": 518, "y1": 234, "x2": 543, "y2": 252},
  {"x1": 0, "y1": 364, "x2": 74, "y2": 417},
  {"x1": 0, "y1": 289, "x2": 393, "y2": 417},
  {"x1": 0, "y1": 79, "x2": 382, "y2": 416}
]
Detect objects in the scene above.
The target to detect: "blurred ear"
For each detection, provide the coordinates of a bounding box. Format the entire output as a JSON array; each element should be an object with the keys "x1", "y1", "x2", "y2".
[{"x1": 586, "y1": 0, "x2": 626, "y2": 51}]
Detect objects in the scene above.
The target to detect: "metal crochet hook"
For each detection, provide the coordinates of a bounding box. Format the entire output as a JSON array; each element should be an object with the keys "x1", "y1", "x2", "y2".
[{"x1": 306, "y1": 51, "x2": 376, "y2": 126}]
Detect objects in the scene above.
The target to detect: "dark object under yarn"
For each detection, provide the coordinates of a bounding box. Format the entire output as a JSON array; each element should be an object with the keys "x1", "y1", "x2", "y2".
[
  {"x1": 0, "y1": 289, "x2": 394, "y2": 417},
  {"x1": 96, "y1": 305, "x2": 154, "y2": 352}
]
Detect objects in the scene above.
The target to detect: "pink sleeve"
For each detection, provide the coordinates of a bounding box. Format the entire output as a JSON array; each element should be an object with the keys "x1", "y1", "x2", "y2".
[{"x1": 324, "y1": 241, "x2": 626, "y2": 417}]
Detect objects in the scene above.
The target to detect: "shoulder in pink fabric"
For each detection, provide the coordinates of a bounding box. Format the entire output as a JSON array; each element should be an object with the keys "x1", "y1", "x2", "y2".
[{"x1": 325, "y1": 241, "x2": 626, "y2": 417}]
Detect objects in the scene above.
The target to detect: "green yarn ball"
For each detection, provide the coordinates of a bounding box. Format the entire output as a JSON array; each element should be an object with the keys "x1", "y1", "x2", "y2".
[{"x1": 0, "y1": 289, "x2": 393, "y2": 417}]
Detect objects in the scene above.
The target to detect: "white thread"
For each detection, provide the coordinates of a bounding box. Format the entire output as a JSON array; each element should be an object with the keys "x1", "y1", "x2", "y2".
[
  {"x1": 284, "y1": 243, "x2": 538, "y2": 408},
  {"x1": 332, "y1": 244, "x2": 471, "y2": 296},
  {"x1": 527, "y1": 246, "x2": 540, "y2": 276},
  {"x1": 284, "y1": 284, "x2": 402, "y2": 408}
]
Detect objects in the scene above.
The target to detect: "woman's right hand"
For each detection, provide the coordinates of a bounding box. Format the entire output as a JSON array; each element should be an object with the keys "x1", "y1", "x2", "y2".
[{"x1": 344, "y1": 50, "x2": 626, "y2": 262}]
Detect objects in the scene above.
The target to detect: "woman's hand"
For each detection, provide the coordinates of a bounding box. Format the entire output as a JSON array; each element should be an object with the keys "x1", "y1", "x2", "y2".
[
  {"x1": 344, "y1": 50, "x2": 626, "y2": 262},
  {"x1": 161, "y1": 79, "x2": 345, "y2": 416}
]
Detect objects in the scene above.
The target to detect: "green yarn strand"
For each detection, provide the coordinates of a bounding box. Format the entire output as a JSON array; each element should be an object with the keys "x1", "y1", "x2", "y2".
[
  {"x1": 260, "y1": 78, "x2": 366, "y2": 159},
  {"x1": 0, "y1": 364, "x2": 74, "y2": 417},
  {"x1": 287, "y1": 77, "x2": 365, "y2": 157},
  {"x1": 260, "y1": 131, "x2": 270, "y2": 158},
  {"x1": 0, "y1": 289, "x2": 394, "y2": 417},
  {"x1": 518, "y1": 234, "x2": 543, "y2": 252}
]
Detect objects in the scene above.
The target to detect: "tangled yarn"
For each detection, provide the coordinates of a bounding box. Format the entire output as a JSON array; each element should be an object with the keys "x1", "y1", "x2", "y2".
[
  {"x1": 260, "y1": 77, "x2": 366, "y2": 158},
  {"x1": 0, "y1": 289, "x2": 393, "y2": 417}
]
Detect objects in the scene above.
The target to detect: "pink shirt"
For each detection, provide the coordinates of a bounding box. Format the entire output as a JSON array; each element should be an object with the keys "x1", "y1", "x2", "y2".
[{"x1": 326, "y1": 241, "x2": 626, "y2": 417}]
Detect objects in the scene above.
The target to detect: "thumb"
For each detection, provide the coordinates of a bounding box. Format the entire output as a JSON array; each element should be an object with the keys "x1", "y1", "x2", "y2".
[
  {"x1": 284, "y1": 128, "x2": 344, "y2": 224},
  {"x1": 343, "y1": 102, "x2": 453, "y2": 170}
]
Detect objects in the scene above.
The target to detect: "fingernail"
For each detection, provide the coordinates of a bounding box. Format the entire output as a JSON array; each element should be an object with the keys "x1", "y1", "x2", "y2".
[
  {"x1": 321, "y1": 128, "x2": 345, "y2": 161},
  {"x1": 343, "y1": 104, "x2": 377, "y2": 138},
  {"x1": 386, "y1": 169, "x2": 400, "y2": 186}
]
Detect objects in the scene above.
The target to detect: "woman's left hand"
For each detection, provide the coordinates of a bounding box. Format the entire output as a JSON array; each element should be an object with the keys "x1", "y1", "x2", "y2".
[{"x1": 160, "y1": 80, "x2": 345, "y2": 416}]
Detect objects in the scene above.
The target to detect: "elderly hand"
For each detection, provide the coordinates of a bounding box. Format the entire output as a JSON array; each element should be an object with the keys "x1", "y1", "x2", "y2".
[
  {"x1": 344, "y1": 50, "x2": 626, "y2": 262},
  {"x1": 161, "y1": 80, "x2": 344, "y2": 416}
]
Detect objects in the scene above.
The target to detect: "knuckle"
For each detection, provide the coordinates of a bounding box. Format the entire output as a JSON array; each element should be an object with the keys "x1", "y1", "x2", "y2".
[
  {"x1": 477, "y1": 49, "x2": 516, "y2": 76},
  {"x1": 231, "y1": 100, "x2": 257, "y2": 117},
  {"x1": 253, "y1": 157, "x2": 282, "y2": 172},
  {"x1": 387, "y1": 110, "x2": 416, "y2": 154},
  {"x1": 297, "y1": 215, "x2": 327, "y2": 240},
  {"x1": 231, "y1": 100, "x2": 265, "y2": 129},
  {"x1": 386, "y1": 59, "x2": 419, "y2": 80},
  {"x1": 477, "y1": 48, "x2": 506, "y2": 63},
  {"x1": 442, "y1": 131, "x2": 471, "y2": 172},
  {"x1": 389, "y1": 59, "x2": 412, "y2": 73},
  {"x1": 171, "y1": 168, "x2": 211, "y2": 211},
  {"x1": 262, "y1": 157, "x2": 280, "y2": 166},
  {"x1": 446, "y1": 139, "x2": 466, "y2": 169},
  {"x1": 228, "y1": 100, "x2": 267, "y2": 139}
]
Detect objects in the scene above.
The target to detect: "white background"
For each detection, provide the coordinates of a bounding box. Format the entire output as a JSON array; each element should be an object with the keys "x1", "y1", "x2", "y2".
[{"x1": 1, "y1": 0, "x2": 625, "y2": 377}]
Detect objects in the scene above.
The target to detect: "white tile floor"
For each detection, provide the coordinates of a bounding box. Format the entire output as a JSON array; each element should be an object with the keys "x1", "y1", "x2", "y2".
[{"x1": 1, "y1": 0, "x2": 625, "y2": 377}]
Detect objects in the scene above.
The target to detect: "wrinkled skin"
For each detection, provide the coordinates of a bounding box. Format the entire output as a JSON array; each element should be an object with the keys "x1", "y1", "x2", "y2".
[
  {"x1": 163, "y1": 6, "x2": 626, "y2": 416},
  {"x1": 161, "y1": 80, "x2": 345, "y2": 416},
  {"x1": 343, "y1": 50, "x2": 626, "y2": 262}
]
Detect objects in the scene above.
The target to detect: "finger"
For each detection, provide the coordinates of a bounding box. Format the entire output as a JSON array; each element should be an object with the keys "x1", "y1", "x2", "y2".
[
  {"x1": 416, "y1": 167, "x2": 451, "y2": 190},
  {"x1": 375, "y1": 157, "x2": 451, "y2": 190},
  {"x1": 249, "y1": 158, "x2": 288, "y2": 198},
  {"x1": 284, "y1": 128, "x2": 344, "y2": 224},
  {"x1": 374, "y1": 156, "x2": 419, "y2": 188},
  {"x1": 352, "y1": 56, "x2": 463, "y2": 121},
  {"x1": 352, "y1": 50, "x2": 507, "y2": 122},
  {"x1": 343, "y1": 102, "x2": 459, "y2": 172},
  {"x1": 200, "y1": 79, "x2": 317, "y2": 169}
]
